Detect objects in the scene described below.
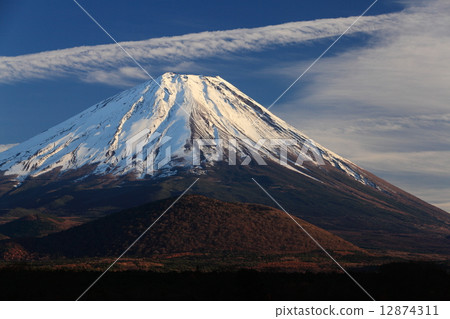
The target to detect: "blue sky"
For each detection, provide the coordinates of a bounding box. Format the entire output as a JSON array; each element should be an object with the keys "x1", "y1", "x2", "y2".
[{"x1": 1, "y1": 0, "x2": 449, "y2": 212}]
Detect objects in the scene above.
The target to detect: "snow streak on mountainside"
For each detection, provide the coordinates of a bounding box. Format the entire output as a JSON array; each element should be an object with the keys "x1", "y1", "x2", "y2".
[{"x1": 0, "y1": 73, "x2": 377, "y2": 188}]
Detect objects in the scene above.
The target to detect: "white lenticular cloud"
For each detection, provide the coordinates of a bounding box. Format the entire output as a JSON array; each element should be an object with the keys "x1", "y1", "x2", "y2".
[{"x1": 0, "y1": 14, "x2": 396, "y2": 85}]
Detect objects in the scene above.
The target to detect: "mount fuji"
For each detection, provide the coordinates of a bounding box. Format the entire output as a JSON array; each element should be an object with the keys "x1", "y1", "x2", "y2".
[
  {"x1": 1, "y1": 72, "x2": 374, "y2": 187},
  {"x1": 0, "y1": 72, "x2": 449, "y2": 256}
]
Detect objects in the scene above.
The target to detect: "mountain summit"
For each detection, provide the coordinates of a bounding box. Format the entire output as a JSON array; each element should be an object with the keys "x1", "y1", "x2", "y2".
[
  {"x1": 1, "y1": 73, "x2": 449, "y2": 256},
  {"x1": 1, "y1": 72, "x2": 375, "y2": 187}
]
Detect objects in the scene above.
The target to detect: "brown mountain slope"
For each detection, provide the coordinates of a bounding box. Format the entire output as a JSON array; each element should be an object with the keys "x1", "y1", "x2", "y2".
[
  {"x1": 2, "y1": 162, "x2": 449, "y2": 256},
  {"x1": 3, "y1": 195, "x2": 364, "y2": 260},
  {"x1": 1, "y1": 73, "x2": 449, "y2": 259}
]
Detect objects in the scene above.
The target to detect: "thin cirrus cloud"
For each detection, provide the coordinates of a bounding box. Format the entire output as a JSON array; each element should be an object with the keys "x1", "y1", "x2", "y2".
[
  {"x1": 0, "y1": 144, "x2": 18, "y2": 153},
  {"x1": 0, "y1": 13, "x2": 397, "y2": 86},
  {"x1": 296, "y1": 0, "x2": 450, "y2": 114},
  {"x1": 272, "y1": 0, "x2": 450, "y2": 212},
  {"x1": 280, "y1": 111, "x2": 450, "y2": 213}
]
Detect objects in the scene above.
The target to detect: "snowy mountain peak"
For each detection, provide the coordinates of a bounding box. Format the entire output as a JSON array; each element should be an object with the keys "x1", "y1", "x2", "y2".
[{"x1": 0, "y1": 73, "x2": 377, "y2": 188}]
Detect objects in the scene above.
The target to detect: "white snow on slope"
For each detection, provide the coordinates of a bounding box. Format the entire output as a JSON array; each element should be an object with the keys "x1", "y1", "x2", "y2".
[{"x1": 0, "y1": 73, "x2": 376, "y2": 187}]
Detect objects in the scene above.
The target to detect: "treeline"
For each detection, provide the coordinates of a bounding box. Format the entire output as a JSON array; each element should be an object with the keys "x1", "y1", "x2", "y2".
[{"x1": 0, "y1": 262, "x2": 448, "y2": 300}]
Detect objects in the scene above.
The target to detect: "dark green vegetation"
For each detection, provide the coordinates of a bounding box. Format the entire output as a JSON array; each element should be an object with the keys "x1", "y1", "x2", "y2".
[
  {"x1": 0, "y1": 213, "x2": 80, "y2": 239},
  {"x1": 0, "y1": 262, "x2": 448, "y2": 301}
]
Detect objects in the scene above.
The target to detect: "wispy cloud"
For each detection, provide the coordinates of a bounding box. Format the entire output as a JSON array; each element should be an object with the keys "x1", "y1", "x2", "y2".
[
  {"x1": 273, "y1": 0, "x2": 450, "y2": 212},
  {"x1": 279, "y1": 111, "x2": 450, "y2": 212},
  {"x1": 83, "y1": 67, "x2": 148, "y2": 87},
  {"x1": 0, "y1": 144, "x2": 18, "y2": 153},
  {"x1": 296, "y1": 0, "x2": 450, "y2": 114},
  {"x1": 0, "y1": 14, "x2": 396, "y2": 86}
]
